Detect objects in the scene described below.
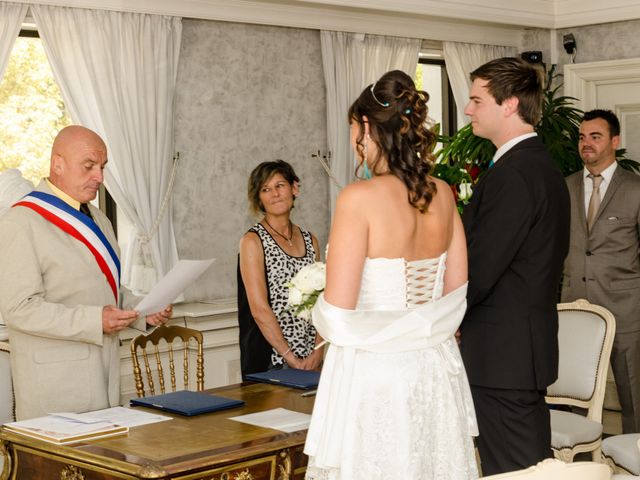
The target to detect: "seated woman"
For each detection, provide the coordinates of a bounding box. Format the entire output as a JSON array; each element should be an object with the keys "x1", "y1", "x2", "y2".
[{"x1": 238, "y1": 160, "x2": 323, "y2": 377}]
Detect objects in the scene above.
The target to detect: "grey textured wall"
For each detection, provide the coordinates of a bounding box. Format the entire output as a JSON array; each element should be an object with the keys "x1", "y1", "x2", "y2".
[
  {"x1": 520, "y1": 28, "x2": 551, "y2": 75},
  {"x1": 555, "y1": 20, "x2": 640, "y2": 71},
  {"x1": 173, "y1": 19, "x2": 329, "y2": 301}
]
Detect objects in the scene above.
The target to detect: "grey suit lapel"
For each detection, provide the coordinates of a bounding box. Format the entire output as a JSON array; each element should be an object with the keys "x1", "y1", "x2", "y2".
[{"x1": 571, "y1": 173, "x2": 588, "y2": 236}]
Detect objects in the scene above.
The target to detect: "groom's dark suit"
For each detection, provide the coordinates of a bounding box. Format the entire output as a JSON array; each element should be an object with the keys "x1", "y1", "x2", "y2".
[{"x1": 461, "y1": 136, "x2": 570, "y2": 475}]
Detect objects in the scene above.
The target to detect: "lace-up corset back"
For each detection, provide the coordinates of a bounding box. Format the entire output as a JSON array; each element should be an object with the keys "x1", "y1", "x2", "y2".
[{"x1": 356, "y1": 252, "x2": 447, "y2": 311}]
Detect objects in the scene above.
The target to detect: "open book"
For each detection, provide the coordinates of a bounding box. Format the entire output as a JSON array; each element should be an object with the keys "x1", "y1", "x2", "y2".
[{"x1": 4, "y1": 413, "x2": 128, "y2": 445}]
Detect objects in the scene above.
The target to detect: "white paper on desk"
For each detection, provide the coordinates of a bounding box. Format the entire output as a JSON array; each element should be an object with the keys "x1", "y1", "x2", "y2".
[
  {"x1": 49, "y1": 407, "x2": 171, "y2": 428},
  {"x1": 87, "y1": 406, "x2": 172, "y2": 428},
  {"x1": 229, "y1": 408, "x2": 311, "y2": 433},
  {"x1": 135, "y1": 259, "x2": 215, "y2": 316}
]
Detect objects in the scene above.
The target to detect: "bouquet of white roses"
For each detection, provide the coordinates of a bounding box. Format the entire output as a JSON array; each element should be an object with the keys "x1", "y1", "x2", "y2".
[{"x1": 286, "y1": 262, "x2": 326, "y2": 321}]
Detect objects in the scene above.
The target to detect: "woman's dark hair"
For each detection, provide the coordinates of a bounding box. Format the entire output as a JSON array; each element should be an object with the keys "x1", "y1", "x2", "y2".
[
  {"x1": 348, "y1": 70, "x2": 437, "y2": 212},
  {"x1": 247, "y1": 160, "x2": 300, "y2": 214}
]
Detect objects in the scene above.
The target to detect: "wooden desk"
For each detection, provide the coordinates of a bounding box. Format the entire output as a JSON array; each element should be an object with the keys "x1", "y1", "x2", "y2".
[{"x1": 0, "y1": 383, "x2": 314, "y2": 480}]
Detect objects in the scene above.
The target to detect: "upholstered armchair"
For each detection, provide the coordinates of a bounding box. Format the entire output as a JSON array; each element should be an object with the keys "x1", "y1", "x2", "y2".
[
  {"x1": 546, "y1": 299, "x2": 616, "y2": 462},
  {"x1": 603, "y1": 435, "x2": 640, "y2": 477},
  {"x1": 482, "y1": 459, "x2": 611, "y2": 479}
]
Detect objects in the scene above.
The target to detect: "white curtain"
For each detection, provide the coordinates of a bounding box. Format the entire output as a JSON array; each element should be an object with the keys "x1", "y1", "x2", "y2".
[
  {"x1": 0, "y1": 2, "x2": 26, "y2": 80},
  {"x1": 32, "y1": 5, "x2": 182, "y2": 294},
  {"x1": 321, "y1": 32, "x2": 421, "y2": 216},
  {"x1": 443, "y1": 41, "x2": 516, "y2": 126},
  {"x1": 0, "y1": 2, "x2": 28, "y2": 330}
]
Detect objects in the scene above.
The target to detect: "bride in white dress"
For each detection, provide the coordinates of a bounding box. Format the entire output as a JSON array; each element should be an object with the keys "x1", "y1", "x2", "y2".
[{"x1": 304, "y1": 70, "x2": 479, "y2": 480}]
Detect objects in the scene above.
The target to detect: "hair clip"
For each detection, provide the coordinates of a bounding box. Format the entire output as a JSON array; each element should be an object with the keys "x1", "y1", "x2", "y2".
[
  {"x1": 405, "y1": 108, "x2": 412, "y2": 114},
  {"x1": 370, "y1": 83, "x2": 390, "y2": 107}
]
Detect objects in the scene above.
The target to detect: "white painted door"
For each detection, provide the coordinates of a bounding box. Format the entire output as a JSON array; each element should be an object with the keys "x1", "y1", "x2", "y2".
[{"x1": 565, "y1": 58, "x2": 640, "y2": 162}]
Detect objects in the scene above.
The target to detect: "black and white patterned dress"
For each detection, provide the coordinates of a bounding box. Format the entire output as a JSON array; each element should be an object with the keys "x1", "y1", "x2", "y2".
[{"x1": 250, "y1": 223, "x2": 317, "y2": 368}]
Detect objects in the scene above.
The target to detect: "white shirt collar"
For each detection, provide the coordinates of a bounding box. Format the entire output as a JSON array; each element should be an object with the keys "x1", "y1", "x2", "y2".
[
  {"x1": 583, "y1": 161, "x2": 617, "y2": 183},
  {"x1": 493, "y1": 132, "x2": 538, "y2": 164}
]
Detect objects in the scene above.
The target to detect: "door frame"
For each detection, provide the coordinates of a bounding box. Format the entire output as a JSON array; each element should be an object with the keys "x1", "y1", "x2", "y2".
[{"x1": 564, "y1": 58, "x2": 640, "y2": 111}]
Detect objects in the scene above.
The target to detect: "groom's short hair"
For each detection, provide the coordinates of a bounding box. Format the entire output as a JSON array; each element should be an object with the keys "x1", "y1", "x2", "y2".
[{"x1": 470, "y1": 57, "x2": 543, "y2": 126}]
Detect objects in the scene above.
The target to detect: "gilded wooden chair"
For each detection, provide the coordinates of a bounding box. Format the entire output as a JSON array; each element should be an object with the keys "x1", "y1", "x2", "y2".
[
  {"x1": 130, "y1": 325, "x2": 204, "y2": 398},
  {"x1": 546, "y1": 299, "x2": 616, "y2": 462},
  {"x1": 482, "y1": 459, "x2": 611, "y2": 479}
]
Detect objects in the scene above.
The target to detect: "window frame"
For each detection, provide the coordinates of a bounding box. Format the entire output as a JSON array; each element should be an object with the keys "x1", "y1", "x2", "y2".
[{"x1": 418, "y1": 58, "x2": 457, "y2": 137}]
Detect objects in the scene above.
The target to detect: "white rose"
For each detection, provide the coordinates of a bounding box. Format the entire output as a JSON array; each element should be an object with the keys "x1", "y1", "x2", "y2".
[
  {"x1": 458, "y1": 182, "x2": 473, "y2": 201},
  {"x1": 297, "y1": 308, "x2": 311, "y2": 321},
  {"x1": 307, "y1": 263, "x2": 326, "y2": 291},
  {"x1": 288, "y1": 286, "x2": 303, "y2": 306},
  {"x1": 293, "y1": 265, "x2": 316, "y2": 293}
]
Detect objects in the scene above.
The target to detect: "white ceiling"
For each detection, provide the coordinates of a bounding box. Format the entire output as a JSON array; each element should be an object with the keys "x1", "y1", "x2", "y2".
[{"x1": 16, "y1": 0, "x2": 640, "y2": 46}]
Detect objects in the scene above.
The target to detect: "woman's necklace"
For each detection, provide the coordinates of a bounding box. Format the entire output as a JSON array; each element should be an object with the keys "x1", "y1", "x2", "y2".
[{"x1": 264, "y1": 218, "x2": 293, "y2": 246}]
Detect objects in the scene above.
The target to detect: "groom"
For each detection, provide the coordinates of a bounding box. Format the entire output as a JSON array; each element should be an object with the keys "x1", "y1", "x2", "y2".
[{"x1": 459, "y1": 57, "x2": 570, "y2": 475}]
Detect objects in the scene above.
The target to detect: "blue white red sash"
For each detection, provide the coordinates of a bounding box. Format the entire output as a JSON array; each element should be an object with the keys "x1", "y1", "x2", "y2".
[{"x1": 14, "y1": 191, "x2": 120, "y2": 303}]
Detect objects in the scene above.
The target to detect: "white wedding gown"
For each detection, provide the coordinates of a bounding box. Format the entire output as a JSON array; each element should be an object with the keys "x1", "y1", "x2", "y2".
[{"x1": 304, "y1": 254, "x2": 479, "y2": 480}]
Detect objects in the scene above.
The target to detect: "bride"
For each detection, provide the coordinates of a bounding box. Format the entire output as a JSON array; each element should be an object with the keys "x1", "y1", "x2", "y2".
[{"x1": 304, "y1": 70, "x2": 479, "y2": 479}]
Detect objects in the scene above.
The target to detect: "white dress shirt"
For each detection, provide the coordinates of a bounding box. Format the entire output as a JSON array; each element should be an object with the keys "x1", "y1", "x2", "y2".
[{"x1": 492, "y1": 132, "x2": 538, "y2": 165}]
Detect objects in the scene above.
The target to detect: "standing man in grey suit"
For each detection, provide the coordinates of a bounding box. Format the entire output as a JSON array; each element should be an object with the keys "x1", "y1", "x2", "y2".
[
  {"x1": 0, "y1": 125, "x2": 172, "y2": 420},
  {"x1": 460, "y1": 57, "x2": 570, "y2": 475},
  {"x1": 562, "y1": 109, "x2": 640, "y2": 433}
]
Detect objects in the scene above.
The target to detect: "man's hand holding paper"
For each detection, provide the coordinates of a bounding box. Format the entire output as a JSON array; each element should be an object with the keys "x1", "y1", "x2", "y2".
[{"x1": 145, "y1": 305, "x2": 173, "y2": 327}]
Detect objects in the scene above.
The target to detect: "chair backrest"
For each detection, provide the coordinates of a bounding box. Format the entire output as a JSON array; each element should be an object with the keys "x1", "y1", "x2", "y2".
[
  {"x1": 0, "y1": 341, "x2": 15, "y2": 423},
  {"x1": 546, "y1": 299, "x2": 616, "y2": 423},
  {"x1": 483, "y1": 459, "x2": 611, "y2": 479},
  {"x1": 130, "y1": 325, "x2": 204, "y2": 398}
]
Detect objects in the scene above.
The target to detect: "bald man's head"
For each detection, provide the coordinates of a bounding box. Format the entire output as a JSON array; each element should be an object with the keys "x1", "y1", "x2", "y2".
[{"x1": 49, "y1": 126, "x2": 107, "y2": 203}]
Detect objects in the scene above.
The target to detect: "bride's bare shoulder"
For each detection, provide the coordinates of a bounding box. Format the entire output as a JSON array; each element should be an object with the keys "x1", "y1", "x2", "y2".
[{"x1": 336, "y1": 179, "x2": 377, "y2": 203}]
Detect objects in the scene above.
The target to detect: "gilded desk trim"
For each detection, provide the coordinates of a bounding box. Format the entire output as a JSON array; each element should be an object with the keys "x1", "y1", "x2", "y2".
[
  {"x1": 1, "y1": 438, "x2": 11, "y2": 480},
  {"x1": 8, "y1": 442, "x2": 140, "y2": 479},
  {"x1": 0, "y1": 384, "x2": 311, "y2": 479}
]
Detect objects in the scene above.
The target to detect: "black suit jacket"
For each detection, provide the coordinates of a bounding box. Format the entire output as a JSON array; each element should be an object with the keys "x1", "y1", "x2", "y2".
[{"x1": 460, "y1": 136, "x2": 570, "y2": 390}]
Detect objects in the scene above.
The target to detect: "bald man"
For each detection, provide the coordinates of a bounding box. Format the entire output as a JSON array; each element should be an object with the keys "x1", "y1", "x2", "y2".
[{"x1": 0, "y1": 126, "x2": 171, "y2": 420}]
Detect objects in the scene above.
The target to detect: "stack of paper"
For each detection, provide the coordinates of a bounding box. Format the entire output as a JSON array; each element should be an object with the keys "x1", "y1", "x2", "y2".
[{"x1": 4, "y1": 412, "x2": 128, "y2": 445}]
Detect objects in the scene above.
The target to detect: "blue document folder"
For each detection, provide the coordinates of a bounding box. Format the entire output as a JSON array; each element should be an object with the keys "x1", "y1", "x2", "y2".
[
  {"x1": 245, "y1": 368, "x2": 320, "y2": 390},
  {"x1": 130, "y1": 390, "x2": 244, "y2": 416}
]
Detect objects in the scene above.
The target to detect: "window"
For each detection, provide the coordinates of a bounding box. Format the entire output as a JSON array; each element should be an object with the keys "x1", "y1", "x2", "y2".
[
  {"x1": 0, "y1": 31, "x2": 70, "y2": 185},
  {"x1": 415, "y1": 56, "x2": 457, "y2": 137},
  {"x1": 0, "y1": 28, "x2": 119, "y2": 236}
]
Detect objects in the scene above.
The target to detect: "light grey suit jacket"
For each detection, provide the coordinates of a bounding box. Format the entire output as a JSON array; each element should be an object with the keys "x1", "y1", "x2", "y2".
[
  {"x1": 561, "y1": 165, "x2": 640, "y2": 333},
  {"x1": 0, "y1": 181, "x2": 142, "y2": 420}
]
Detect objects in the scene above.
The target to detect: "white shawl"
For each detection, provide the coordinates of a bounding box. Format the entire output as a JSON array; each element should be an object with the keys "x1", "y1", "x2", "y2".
[{"x1": 304, "y1": 283, "x2": 478, "y2": 469}]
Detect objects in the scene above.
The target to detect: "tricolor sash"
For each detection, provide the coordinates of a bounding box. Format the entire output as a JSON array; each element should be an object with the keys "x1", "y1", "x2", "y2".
[{"x1": 14, "y1": 191, "x2": 120, "y2": 303}]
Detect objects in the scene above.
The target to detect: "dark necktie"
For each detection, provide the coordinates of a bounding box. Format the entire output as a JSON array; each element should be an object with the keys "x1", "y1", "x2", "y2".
[{"x1": 80, "y1": 203, "x2": 93, "y2": 220}]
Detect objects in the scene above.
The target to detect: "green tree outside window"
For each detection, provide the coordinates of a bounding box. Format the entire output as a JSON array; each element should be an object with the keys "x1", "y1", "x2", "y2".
[{"x1": 0, "y1": 36, "x2": 71, "y2": 185}]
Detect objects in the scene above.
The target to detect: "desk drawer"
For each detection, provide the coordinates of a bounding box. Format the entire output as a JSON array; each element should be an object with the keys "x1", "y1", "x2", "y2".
[
  {"x1": 174, "y1": 454, "x2": 276, "y2": 480},
  {"x1": 175, "y1": 447, "x2": 304, "y2": 480},
  {"x1": 9, "y1": 444, "x2": 137, "y2": 480}
]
